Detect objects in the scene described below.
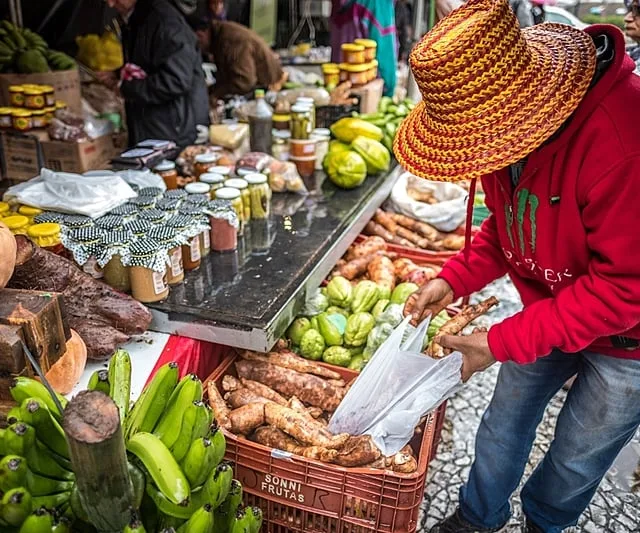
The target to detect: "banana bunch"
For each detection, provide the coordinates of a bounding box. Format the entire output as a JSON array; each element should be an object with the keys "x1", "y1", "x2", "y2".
[{"x1": 0, "y1": 20, "x2": 75, "y2": 73}]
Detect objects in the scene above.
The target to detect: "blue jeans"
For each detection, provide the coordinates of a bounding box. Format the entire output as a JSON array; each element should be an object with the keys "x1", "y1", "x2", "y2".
[{"x1": 459, "y1": 350, "x2": 640, "y2": 533}]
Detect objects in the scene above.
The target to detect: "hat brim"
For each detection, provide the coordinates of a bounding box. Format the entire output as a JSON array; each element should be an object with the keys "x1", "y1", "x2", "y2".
[{"x1": 394, "y1": 23, "x2": 596, "y2": 182}]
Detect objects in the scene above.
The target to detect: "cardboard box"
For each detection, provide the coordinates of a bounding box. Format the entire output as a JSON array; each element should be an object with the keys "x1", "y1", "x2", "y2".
[
  {"x1": 0, "y1": 132, "x2": 42, "y2": 182},
  {"x1": 0, "y1": 69, "x2": 82, "y2": 113},
  {"x1": 351, "y1": 79, "x2": 384, "y2": 114}
]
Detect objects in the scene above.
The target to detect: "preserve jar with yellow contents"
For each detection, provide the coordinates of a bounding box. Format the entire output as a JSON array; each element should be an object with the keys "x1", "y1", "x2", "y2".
[
  {"x1": 341, "y1": 43, "x2": 366, "y2": 64},
  {"x1": 0, "y1": 202, "x2": 11, "y2": 218},
  {"x1": 12, "y1": 109, "x2": 32, "y2": 132},
  {"x1": 341, "y1": 63, "x2": 370, "y2": 86},
  {"x1": 18, "y1": 205, "x2": 43, "y2": 221},
  {"x1": 354, "y1": 38, "x2": 377, "y2": 61},
  {"x1": 224, "y1": 178, "x2": 251, "y2": 221},
  {"x1": 3, "y1": 215, "x2": 30, "y2": 235},
  {"x1": 24, "y1": 87, "x2": 46, "y2": 110},
  {"x1": 9, "y1": 86, "x2": 25, "y2": 107},
  {"x1": 100, "y1": 230, "x2": 133, "y2": 293},
  {"x1": 27, "y1": 223, "x2": 62, "y2": 253},
  {"x1": 322, "y1": 63, "x2": 340, "y2": 90},
  {"x1": 126, "y1": 239, "x2": 170, "y2": 303},
  {"x1": 245, "y1": 173, "x2": 271, "y2": 220}
]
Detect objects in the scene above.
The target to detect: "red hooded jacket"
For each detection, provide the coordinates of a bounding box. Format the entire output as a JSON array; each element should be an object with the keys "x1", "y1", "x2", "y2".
[{"x1": 438, "y1": 25, "x2": 640, "y2": 364}]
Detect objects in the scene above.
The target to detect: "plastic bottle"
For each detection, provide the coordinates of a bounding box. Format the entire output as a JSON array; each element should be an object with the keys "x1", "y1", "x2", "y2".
[{"x1": 249, "y1": 89, "x2": 273, "y2": 154}]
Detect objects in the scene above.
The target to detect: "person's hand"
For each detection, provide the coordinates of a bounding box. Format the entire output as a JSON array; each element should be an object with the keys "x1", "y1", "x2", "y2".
[
  {"x1": 95, "y1": 70, "x2": 119, "y2": 91},
  {"x1": 435, "y1": 327, "x2": 495, "y2": 382},
  {"x1": 329, "y1": 82, "x2": 358, "y2": 106},
  {"x1": 436, "y1": 0, "x2": 463, "y2": 19},
  {"x1": 404, "y1": 278, "x2": 454, "y2": 326}
]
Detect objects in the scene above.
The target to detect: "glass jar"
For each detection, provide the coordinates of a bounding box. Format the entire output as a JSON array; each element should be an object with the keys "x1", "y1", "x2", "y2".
[
  {"x1": 18, "y1": 205, "x2": 43, "y2": 221},
  {"x1": 322, "y1": 63, "x2": 340, "y2": 90},
  {"x1": 64, "y1": 227, "x2": 105, "y2": 279},
  {"x1": 127, "y1": 239, "x2": 169, "y2": 303},
  {"x1": 42, "y1": 85, "x2": 56, "y2": 107},
  {"x1": 94, "y1": 214, "x2": 124, "y2": 231},
  {"x1": 341, "y1": 43, "x2": 366, "y2": 64},
  {"x1": 3, "y1": 215, "x2": 30, "y2": 235},
  {"x1": 163, "y1": 189, "x2": 188, "y2": 201},
  {"x1": 272, "y1": 131, "x2": 291, "y2": 161},
  {"x1": 32, "y1": 211, "x2": 65, "y2": 224},
  {"x1": 0, "y1": 108, "x2": 12, "y2": 129},
  {"x1": 341, "y1": 63, "x2": 369, "y2": 86},
  {"x1": 272, "y1": 113, "x2": 291, "y2": 131},
  {"x1": 31, "y1": 109, "x2": 47, "y2": 129},
  {"x1": 55, "y1": 100, "x2": 67, "y2": 111},
  {"x1": 208, "y1": 200, "x2": 239, "y2": 253},
  {"x1": 185, "y1": 182, "x2": 210, "y2": 198},
  {"x1": 100, "y1": 230, "x2": 134, "y2": 293},
  {"x1": 199, "y1": 173, "x2": 225, "y2": 197},
  {"x1": 245, "y1": 173, "x2": 271, "y2": 220},
  {"x1": 138, "y1": 208, "x2": 167, "y2": 224},
  {"x1": 137, "y1": 187, "x2": 164, "y2": 199},
  {"x1": 122, "y1": 219, "x2": 152, "y2": 238},
  {"x1": 155, "y1": 197, "x2": 181, "y2": 215},
  {"x1": 183, "y1": 194, "x2": 210, "y2": 208},
  {"x1": 215, "y1": 187, "x2": 244, "y2": 236},
  {"x1": 24, "y1": 87, "x2": 46, "y2": 110},
  {"x1": 154, "y1": 160, "x2": 178, "y2": 190},
  {"x1": 27, "y1": 223, "x2": 63, "y2": 254},
  {"x1": 129, "y1": 196, "x2": 157, "y2": 210},
  {"x1": 224, "y1": 179, "x2": 251, "y2": 222},
  {"x1": 296, "y1": 97, "x2": 315, "y2": 130},
  {"x1": 9, "y1": 85, "x2": 24, "y2": 107},
  {"x1": 12, "y1": 109, "x2": 32, "y2": 132},
  {"x1": 166, "y1": 215, "x2": 202, "y2": 271},
  {"x1": 369, "y1": 59, "x2": 379, "y2": 82},
  {"x1": 354, "y1": 38, "x2": 377, "y2": 62},
  {"x1": 291, "y1": 104, "x2": 312, "y2": 140},
  {"x1": 44, "y1": 106, "x2": 55, "y2": 125},
  {"x1": 63, "y1": 215, "x2": 93, "y2": 230},
  {"x1": 148, "y1": 226, "x2": 184, "y2": 286},
  {"x1": 310, "y1": 128, "x2": 331, "y2": 171},
  {"x1": 194, "y1": 153, "x2": 218, "y2": 179},
  {"x1": 207, "y1": 166, "x2": 231, "y2": 178}
]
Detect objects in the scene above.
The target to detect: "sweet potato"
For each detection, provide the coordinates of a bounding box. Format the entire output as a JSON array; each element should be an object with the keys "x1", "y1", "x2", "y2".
[
  {"x1": 345, "y1": 236, "x2": 387, "y2": 262},
  {"x1": 252, "y1": 426, "x2": 339, "y2": 462},
  {"x1": 207, "y1": 381, "x2": 231, "y2": 429},
  {"x1": 387, "y1": 212, "x2": 440, "y2": 241},
  {"x1": 395, "y1": 226, "x2": 430, "y2": 249},
  {"x1": 373, "y1": 209, "x2": 399, "y2": 234},
  {"x1": 367, "y1": 255, "x2": 396, "y2": 295},
  {"x1": 240, "y1": 378, "x2": 288, "y2": 406},
  {"x1": 240, "y1": 350, "x2": 342, "y2": 380},
  {"x1": 228, "y1": 403, "x2": 265, "y2": 434}
]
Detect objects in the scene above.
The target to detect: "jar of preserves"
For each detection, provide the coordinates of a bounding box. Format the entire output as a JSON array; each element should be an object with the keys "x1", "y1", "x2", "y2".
[
  {"x1": 0, "y1": 108, "x2": 12, "y2": 129},
  {"x1": 41, "y1": 85, "x2": 56, "y2": 107},
  {"x1": 341, "y1": 43, "x2": 366, "y2": 64},
  {"x1": 100, "y1": 230, "x2": 134, "y2": 293},
  {"x1": 137, "y1": 187, "x2": 164, "y2": 199},
  {"x1": 208, "y1": 199, "x2": 239, "y2": 253},
  {"x1": 291, "y1": 104, "x2": 312, "y2": 140},
  {"x1": 129, "y1": 196, "x2": 157, "y2": 210},
  {"x1": 272, "y1": 131, "x2": 291, "y2": 161},
  {"x1": 122, "y1": 219, "x2": 152, "y2": 238},
  {"x1": 155, "y1": 197, "x2": 181, "y2": 215},
  {"x1": 224, "y1": 178, "x2": 251, "y2": 222},
  {"x1": 154, "y1": 160, "x2": 179, "y2": 190},
  {"x1": 12, "y1": 109, "x2": 32, "y2": 132},
  {"x1": 183, "y1": 194, "x2": 210, "y2": 208},
  {"x1": 55, "y1": 100, "x2": 67, "y2": 111},
  {"x1": 194, "y1": 153, "x2": 218, "y2": 179},
  {"x1": 215, "y1": 187, "x2": 244, "y2": 236},
  {"x1": 310, "y1": 128, "x2": 331, "y2": 170},
  {"x1": 3, "y1": 215, "x2": 30, "y2": 235},
  {"x1": 24, "y1": 87, "x2": 46, "y2": 110},
  {"x1": 290, "y1": 155, "x2": 316, "y2": 179},
  {"x1": 109, "y1": 203, "x2": 138, "y2": 220},
  {"x1": 208, "y1": 166, "x2": 231, "y2": 178},
  {"x1": 33, "y1": 211, "x2": 66, "y2": 224},
  {"x1": 185, "y1": 182, "x2": 210, "y2": 197},
  {"x1": 31, "y1": 109, "x2": 47, "y2": 128},
  {"x1": 62, "y1": 227, "x2": 105, "y2": 279},
  {"x1": 163, "y1": 189, "x2": 189, "y2": 201},
  {"x1": 138, "y1": 208, "x2": 166, "y2": 224},
  {"x1": 322, "y1": 63, "x2": 340, "y2": 90},
  {"x1": 296, "y1": 97, "x2": 316, "y2": 130},
  {"x1": 9, "y1": 86, "x2": 25, "y2": 107},
  {"x1": 18, "y1": 205, "x2": 43, "y2": 221},
  {"x1": 354, "y1": 38, "x2": 377, "y2": 62},
  {"x1": 341, "y1": 63, "x2": 369, "y2": 86},
  {"x1": 370, "y1": 59, "x2": 379, "y2": 81},
  {"x1": 63, "y1": 215, "x2": 93, "y2": 230},
  {"x1": 148, "y1": 226, "x2": 185, "y2": 285},
  {"x1": 126, "y1": 239, "x2": 170, "y2": 303},
  {"x1": 166, "y1": 215, "x2": 202, "y2": 271},
  {"x1": 339, "y1": 64, "x2": 349, "y2": 83},
  {"x1": 272, "y1": 113, "x2": 291, "y2": 131},
  {"x1": 199, "y1": 173, "x2": 225, "y2": 197},
  {"x1": 44, "y1": 106, "x2": 55, "y2": 125},
  {"x1": 27, "y1": 223, "x2": 63, "y2": 254},
  {"x1": 245, "y1": 173, "x2": 271, "y2": 220},
  {"x1": 95, "y1": 214, "x2": 124, "y2": 231},
  {"x1": 0, "y1": 201, "x2": 10, "y2": 217}
]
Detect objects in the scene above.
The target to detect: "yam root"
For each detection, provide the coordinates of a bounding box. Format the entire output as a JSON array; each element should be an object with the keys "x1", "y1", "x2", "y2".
[
  {"x1": 240, "y1": 350, "x2": 342, "y2": 380},
  {"x1": 373, "y1": 209, "x2": 399, "y2": 234},
  {"x1": 345, "y1": 236, "x2": 387, "y2": 262},
  {"x1": 239, "y1": 378, "x2": 288, "y2": 406},
  {"x1": 226, "y1": 389, "x2": 272, "y2": 409},
  {"x1": 363, "y1": 221, "x2": 394, "y2": 242},
  {"x1": 386, "y1": 213, "x2": 441, "y2": 242},
  {"x1": 228, "y1": 403, "x2": 265, "y2": 435},
  {"x1": 207, "y1": 381, "x2": 231, "y2": 429},
  {"x1": 427, "y1": 296, "x2": 499, "y2": 358},
  {"x1": 252, "y1": 427, "x2": 339, "y2": 463},
  {"x1": 391, "y1": 445, "x2": 418, "y2": 474},
  {"x1": 288, "y1": 396, "x2": 323, "y2": 420},
  {"x1": 332, "y1": 435, "x2": 382, "y2": 467},
  {"x1": 222, "y1": 375, "x2": 242, "y2": 392},
  {"x1": 326, "y1": 379, "x2": 346, "y2": 389},
  {"x1": 236, "y1": 360, "x2": 344, "y2": 411},
  {"x1": 395, "y1": 226, "x2": 430, "y2": 249},
  {"x1": 264, "y1": 403, "x2": 349, "y2": 449},
  {"x1": 367, "y1": 255, "x2": 396, "y2": 296}
]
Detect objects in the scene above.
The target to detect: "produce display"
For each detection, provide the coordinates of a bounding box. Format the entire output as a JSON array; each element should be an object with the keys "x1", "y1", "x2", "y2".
[
  {"x1": 75, "y1": 32, "x2": 123, "y2": 72},
  {"x1": 207, "y1": 349, "x2": 420, "y2": 472},
  {"x1": 0, "y1": 22, "x2": 76, "y2": 73},
  {"x1": 364, "y1": 208, "x2": 468, "y2": 251},
  {"x1": 354, "y1": 95, "x2": 415, "y2": 151},
  {"x1": 1, "y1": 353, "x2": 262, "y2": 532}
]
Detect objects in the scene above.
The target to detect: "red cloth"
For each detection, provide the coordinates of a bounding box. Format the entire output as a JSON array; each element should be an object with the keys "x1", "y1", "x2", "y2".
[
  {"x1": 145, "y1": 335, "x2": 231, "y2": 387},
  {"x1": 438, "y1": 25, "x2": 640, "y2": 364}
]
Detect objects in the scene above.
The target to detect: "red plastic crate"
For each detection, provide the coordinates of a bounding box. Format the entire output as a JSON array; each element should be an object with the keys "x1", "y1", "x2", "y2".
[{"x1": 204, "y1": 353, "x2": 445, "y2": 533}]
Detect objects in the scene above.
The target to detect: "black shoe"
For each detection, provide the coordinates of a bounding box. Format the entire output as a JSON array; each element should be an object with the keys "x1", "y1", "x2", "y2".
[
  {"x1": 524, "y1": 519, "x2": 544, "y2": 533},
  {"x1": 430, "y1": 508, "x2": 505, "y2": 533}
]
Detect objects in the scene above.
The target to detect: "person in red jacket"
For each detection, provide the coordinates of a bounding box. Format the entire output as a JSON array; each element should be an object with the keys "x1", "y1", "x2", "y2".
[{"x1": 394, "y1": 0, "x2": 640, "y2": 532}]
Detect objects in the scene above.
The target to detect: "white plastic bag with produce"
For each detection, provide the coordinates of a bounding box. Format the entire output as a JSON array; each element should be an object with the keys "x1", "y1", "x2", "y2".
[{"x1": 329, "y1": 315, "x2": 462, "y2": 456}]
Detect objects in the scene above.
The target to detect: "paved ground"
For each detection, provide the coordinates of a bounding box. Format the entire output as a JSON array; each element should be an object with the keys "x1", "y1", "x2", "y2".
[{"x1": 418, "y1": 278, "x2": 640, "y2": 532}]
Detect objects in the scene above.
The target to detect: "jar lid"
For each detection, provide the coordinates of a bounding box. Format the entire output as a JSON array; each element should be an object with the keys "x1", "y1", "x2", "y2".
[
  {"x1": 236, "y1": 168, "x2": 254, "y2": 177},
  {"x1": 137, "y1": 187, "x2": 164, "y2": 198},
  {"x1": 273, "y1": 130, "x2": 291, "y2": 140},
  {"x1": 195, "y1": 153, "x2": 218, "y2": 164},
  {"x1": 185, "y1": 182, "x2": 210, "y2": 195},
  {"x1": 371, "y1": 59, "x2": 379, "y2": 67},
  {"x1": 163, "y1": 189, "x2": 188, "y2": 200},
  {"x1": 165, "y1": 215, "x2": 191, "y2": 229},
  {"x1": 244, "y1": 173, "x2": 268, "y2": 185},
  {"x1": 64, "y1": 215, "x2": 93, "y2": 228},
  {"x1": 215, "y1": 187, "x2": 241, "y2": 200},
  {"x1": 12, "y1": 109, "x2": 32, "y2": 117},
  {"x1": 322, "y1": 63, "x2": 340, "y2": 73},
  {"x1": 67, "y1": 226, "x2": 104, "y2": 244},
  {"x1": 296, "y1": 97, "x2": 314, "y2": 105},
  {"x1": 129, "y1": 196, "x2": 156, "y2": 208},
  {"x1": 110, "y1": 203, "x2": 138, "y2": 216},
  {"x1": 0, "y1": 108, "x2": 12, "y2": 114},
  {"x1": 122, "y1": 219, "x2": 152, "y2": 236},
  {"x1": 24, "y1": 88, "x2": 44, "y2": 95},
  {"x1": 206, "y1": 199, "x2": 239, "y2": 229},
  {"x1": 311, "y1": 128, "x2": 331, "y2": 138},
  {"x1": 41, "y1": 85, "x2": 54, "y2": 92},
  {"x1": 148, "y1": 226, "x2": 177, "y2": 243},
  {"x1": 32, "y1": 211, "x2": 66, "y2": 224},
  {"x1": 102, "y1": 230, "x2": 134, "y2": 245},
  {"x1": 199, "y1": 173, "x2": 225, "y2": 185},
  {"x1": 179, "y1": 204, "x2": 204, "y2": 216},
  {"x1": 272, "y1": 114, "x2": 291, "y2": 122},
  {"x1": 3, "y1": 215, "x2": 29, "y2": 230},
  {"x1": 207, "y1": 166, "x2": 231, "y2": 176},
  {"x1": 184, "y1": 194, "x2": 210, "y2": 207},
  {"x1": 18, "y1": 206, "x2": 43, "y2": 217},
  {"x1": 95, "y1": 214, "x2": 124, "y2": 230},
  {"x1": 291, "y1": 104, "x2": 311, "y2": 113},
  {"x1": 127, "y1": 238, "x2": 169, "y2": 272},
  {"x1": 342, "y1": 63, "x2": 370, "y2": 73},
  {"x1": 224, "y1": 178, "x2": 248, "y2": 190},
  {"x1": 27, "y1": 223, "x2": 60, "y2": 238},
  {"x1": 354, "y1": 38, "x2": 377, "y2": 48},
  {"x1": 0, "y1": 201, "x2": 10, "y2": 213},
  {"x1": 154, "y1": 160, "x2": 176, "y2": 172},
  {"x1": 9, "y1": 85, "x2": 24, "y2": 92},
  {"x1": 156, "y1": 197, "x2": 181, "y2": 211},
  {"x1": 341, "y1": 43, "x2": 365, "y2": 52},
  {"x1": 138, "y1": 208, "x2": 166, "y2": 222}
]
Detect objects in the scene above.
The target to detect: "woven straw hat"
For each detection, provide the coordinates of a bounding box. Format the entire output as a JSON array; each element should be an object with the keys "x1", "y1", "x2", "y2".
[{"x1": 394, "y1": 0, "x2": 596, "y2": 182}]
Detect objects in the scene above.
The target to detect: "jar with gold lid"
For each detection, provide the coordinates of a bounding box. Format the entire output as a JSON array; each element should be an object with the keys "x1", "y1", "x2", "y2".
[
  {"x1": 41, "y1": 85, "x2": 55, "y2": 107},
  {"x1": 9, "y1": 86, "x2": 25, "y2": 107},
  {"x1": 354, "y1": 38, "x2": 377, "y2": 61},
  {"x1": 0, "y1": 202, "x2": 10, "y2": 218},
  {"x1": 27, "y1": 223, "x2": 63, "y2": 253},
  {"x1": 0, "y1": 108, "x2": 12, "y2": 129},
  {"x1": 31, "y1": 109, "x2": 47, "y2": 128},
  {"x1": 125, "y1": 238, "x2": 170, "y2": 303},
  {"x1": 24, "y1": 87, "x2": 46, "y2": 110},
  {"x1": 3, "y1": 215, "x2": 30, "y2": 235},
  {"x1": 12, "y1": 109, "x2": 32, "y2": 132},
  {"x1": 341, "y1": 43, "x2": 366, "y2": 64},
  {"x1": 18, "y1": 205, "x2": 43, "y2": 222}
]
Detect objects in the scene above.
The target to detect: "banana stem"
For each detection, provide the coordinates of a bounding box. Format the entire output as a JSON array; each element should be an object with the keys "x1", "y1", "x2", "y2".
[{"x1": 62, "y1": 390, "x2": 135, "y2": 532}]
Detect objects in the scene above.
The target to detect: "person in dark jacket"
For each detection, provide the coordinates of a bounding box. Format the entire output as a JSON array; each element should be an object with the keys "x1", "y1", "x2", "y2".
[{"x1": 101, "y1": 0, "x2": 209, "y2": 147}]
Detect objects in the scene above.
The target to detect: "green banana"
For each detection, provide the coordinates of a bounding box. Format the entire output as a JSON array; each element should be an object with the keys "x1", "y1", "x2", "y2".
[
  {"x1": 124, "y1": 509, "x2": 147, "y2": 533},
  {"x1": 158, "y1": 528, "x2": 178, "y2": 533},
  {"x1": 21, "y1": 28, "x2": 48, "y2": 51},
  {"x1": 124, "y1": 362, "x2": 179, "y2": 440},
  {"x1": 247, "y1": 507, "x2": 263, "y2": 533},
  {"x1": 87, "y1": 369, "x2": 110, "y2": 395},
  {"x1": 145, "y1": 482, "x2": 199, "y2": 520},
  {"x1": 158, "y1": 513, "x2": 185, "y2": 531},
  {"x1": 176, "y1": 503, "x2": 215, "y2": 533},
  {"x1": 25, "y1": 468, "x2": 74, "y2": 496},
  {"x1": 170, "y1": 401, "x2": 199, "y2": 464},
  {"x1": 109, "y1": 349, "x2": 132, "y2": 423},
  {"x1": 19, "y1": 508, "x2": 54, "y2": 533},
  {"x1": 51, "y1": 517, "x2": 71, "y2": 533},
  {"x1": 154, "y1": 374, "x2": 202, "y2": 450},
  {"x1": 128, "y1": 461, "x2": 146, "y2": 510},
  {"x1": 201, "y1": 463, "x2": 233, "y2": 510},
  {"x1": 1, "y1": 487, "x2": 33, "y2": 526},
  {"x1": 230, "y1": 508, "x2": 252, "y2": 533},
  {"x1": 181, "y1": 430, "x2": 224, "y2": 489},
  {"x1": 69, "y1": 484, "x2": 90, "y2": 524},
  {"x1": 190, "y1": 402, "x2": 213, "y2": 443},
  {"x1": 25, "y1": 441, "x2": 74, "y2": 481},
  {"x1": 6, "y1": 406, "x2": 21, "y2": 425},
  {"x1": 208, "y1": 425, "x2": 226, "y2": 469},
  {"x1": 31, "y1": 491, "x2": 70, "y2": 511},
  {"x1": 0, "y1": 455, "x2": 28, "y2": 492},
  {"x1": 19, "y1": 398, "x2": 69, "y2": 459},
  {"x1": 10, "y1": 377, "x2": 67, "y2": 422},
  {"x1": 5, "y1": 423, "x2": 36, "y2": 456},
  {"x1": 0, "y1": 428, "x2": 5, "y2": 456},
  {"x1": 127, "y1": 432, "x2": 190, "y2": 506},
  {"x1": 214, "y1": 480, "x2": 242, "y2": 533}
]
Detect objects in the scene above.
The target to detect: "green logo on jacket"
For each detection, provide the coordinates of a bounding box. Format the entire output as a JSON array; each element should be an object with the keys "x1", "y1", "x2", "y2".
[{"x1": 505, "y1": 189, "x2": 539, "y2": 254}]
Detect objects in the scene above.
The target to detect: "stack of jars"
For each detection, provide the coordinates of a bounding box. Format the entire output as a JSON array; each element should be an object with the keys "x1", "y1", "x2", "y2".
[
  {"x1": 289, "y1": 97, "x2": 331, "y2": 177},
  {"x1": 338, "y1": 39, "x2": 378, "y2": 87},
  {"x1": 1, "y1": 85, "x2": 63, "y2": 133}
]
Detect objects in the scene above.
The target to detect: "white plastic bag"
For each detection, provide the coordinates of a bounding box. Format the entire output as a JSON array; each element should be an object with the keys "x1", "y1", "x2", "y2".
[
  {"x1": 329, "y1": 316, "x2": 462, "y2": 456},
  {"x1": 386, "y1": 172, "x2": 468, "y2": 232},
  {"x1": 115, "y1": 169, "x2": 166, "y2": 191},
  {"x1": 8, "y1": 168, "x2": 136, "y2": 218}
]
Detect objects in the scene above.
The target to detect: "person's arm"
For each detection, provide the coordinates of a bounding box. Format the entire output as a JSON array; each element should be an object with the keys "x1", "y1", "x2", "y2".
[
  {"x1": 437, "y1": 181, "x2": 509, "y2": 299},
  {"x1": 120, "y1": 20, "x2": 198, "y2": 104},
  {"x1": 489, "y1": 157, "x2": 640, "y2": 364}
]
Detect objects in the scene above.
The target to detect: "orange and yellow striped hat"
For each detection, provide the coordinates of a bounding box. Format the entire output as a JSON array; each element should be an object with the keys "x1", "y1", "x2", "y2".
[{"x1": 394, "y1": 0, "x2": 596, "y2": 182}]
